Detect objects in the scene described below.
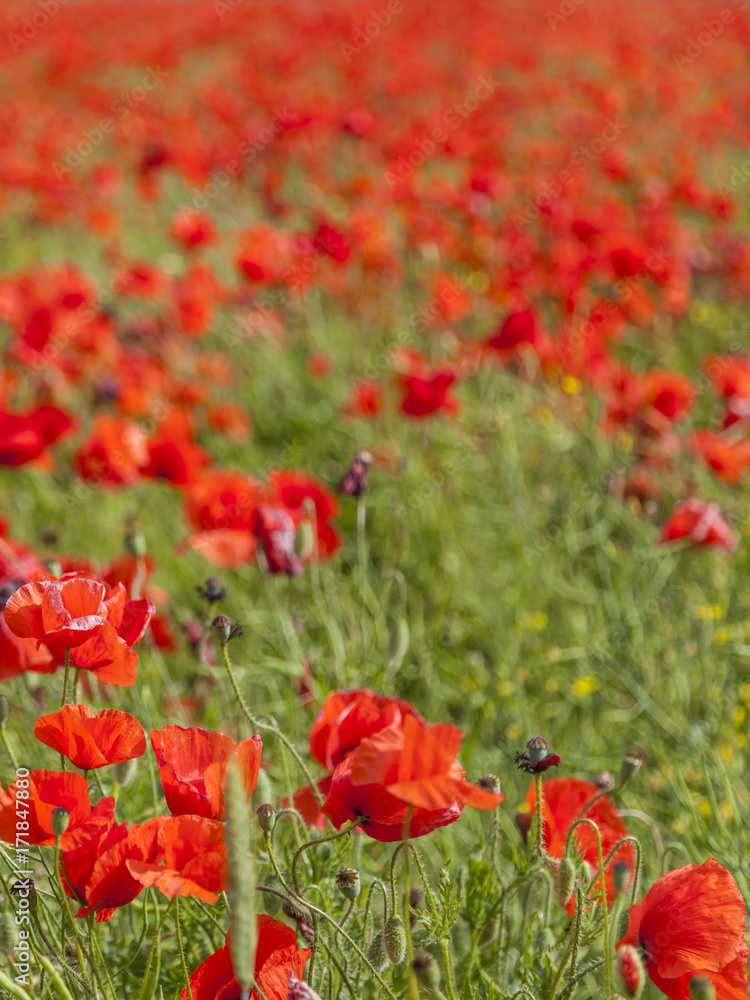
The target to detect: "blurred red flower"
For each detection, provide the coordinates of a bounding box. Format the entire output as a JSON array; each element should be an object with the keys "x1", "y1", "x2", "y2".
[
  {"x1": 659, "y1": 499, "x2": 736, "y2": 552},
  {"x1": 127, "y1": 815, "x2": 227, "y2": 903}
]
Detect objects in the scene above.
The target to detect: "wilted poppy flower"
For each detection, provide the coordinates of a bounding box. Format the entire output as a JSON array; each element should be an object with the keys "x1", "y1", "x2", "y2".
[
  {"x1": 0, "y1": 770, "x2": 96, "y2": 849},
  {"x1": 617, "y1": 858, "x2": 748, "y2": 1000},
  {"x1": 254, "y1": 505, "x2": 303, "y2": 576},
  {"x1": 322, "y1": 754, "x2": 463, "y2": 841},
  {"x1": 0, "y1": 406, "x2": 74, "y2": 466},
  {"x1": 73, "y1": 817, "x2": 165, "y2": 922},
  {"x1": 659, "y1": 499, "x2": 736, "y2": 552},
  {"x1": 151, "y1": 725, "x2": 262, "y2": 820},
  {"x1": 181, "y1": 916, "x2": 311, "y2": 1000},
  {"x1": 34, "y1": 705, "x2": 146, "y2": 771},
  {"x1": 309, "y1": 688, "x2": 425, "y2": 772},
  {"x1": 350, "y1": 715, "x2": 502, "y2": 813},
  {"x1": 519, "y1": 777, "x2": 634, "y2": 911},
  {"x1": 127, "y1": 815, "x2": 227, "y2": 903}
]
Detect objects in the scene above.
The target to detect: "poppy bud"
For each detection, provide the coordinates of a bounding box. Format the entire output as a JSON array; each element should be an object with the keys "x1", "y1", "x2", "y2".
[
  {"x1": 295, "y1": 520, "x2": 315, "y2": 562},
  {"x1": 337, "y1": 451, "x2": 373, "y2": 497},
  {"x1": 335, "y1": 867, "x2": 360, "y2": 900},
  {"x1": 197, "y1": 577, "x2": 228, "y2": 602},
  {"x1": 52, "y1": 807, "x2": 70, "y2": 838},
  {"x1": 112, "y1": 757, "x2": 138, "y2": 787},
  {"x1": 11, "y1": 879, "x2": 36, "y2": 914},
  {"x1": 0, "y1": 696, "x2": 8, "y2": 728},
  {"x1": 253, "y1": 767, "x2": 273, "y2": 808},
  {"x1": 366, "y1": 930, "x2": 388, "y2": 972},
  {"x1": 688, "y1": 975, "x2": 716, "y2": 1000},
  {"x1": 384, "y1": 915, "x2": 407, "y2": 964},
  {"x1": 578, "y1": 860, "x2": 592, "y2": 885},
  {"x1": 478, "y1": 773, "x2": 501, "y2": 794},
  {"x1": 619, "y1": 752, "x2": 643, "y2": 784},
  {"x1": 556, "y1": 856, "x2": 576, "y2": 908},
  {"x1": 256, "y1": 804, "x2": 276, "y2": 835},
  {"x1": 612, "y1": 860, "x2": 631, "y2": 896},
  {"x1": 124, "y1": 532, "x2": 147, "y2": 559},
  {"x1": 412, "y1": 951, "x2": 440, "y2": 988},
  {"x1": 526, "y1": 736, "x2": 550, "y2": 763},
  {"x1": 616, "y1": 945, "x2": 644, "y2": 999}
]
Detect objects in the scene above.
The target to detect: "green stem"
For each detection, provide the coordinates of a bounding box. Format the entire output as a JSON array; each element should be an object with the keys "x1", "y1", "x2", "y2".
[
  {"x1": 140, "y1": 896, "x2": 175, "y2": 996},
  {"x1": 60, "y1": 649, "x2": 71, "y2": 708},
  {"x1": 401, "y1": 809, "x2": 420, "y2": 1000},
  {"x1": 175, "y1": 897, "x2": 193, "y2": 1000},
  {"x1": 0, "y1": 727, "x2": 17, "y2": 769},
  {"x1": 564, "y1": 818, "x2": 611, "y2": 1000},
  {"x1": 220, "y1": 644, "x2": 324, "y2": 806},
  {"x1": 534, "y1": 773, "x2": 544, "y2": 859}
]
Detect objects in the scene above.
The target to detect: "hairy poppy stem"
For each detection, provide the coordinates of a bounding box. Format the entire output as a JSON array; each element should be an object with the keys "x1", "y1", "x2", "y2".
[
  {"x1": 220, "y1": 642, "x2": 325, "y2": 807},
  {"x1": 564, "y1": 818, "x2": 611, "y2": 1000},
  {"x1": 175, "y1": 898, "x2": 193, "y2": 1000},
  {"x1": 534, "y1": 773, "x2": 544, "y2": 858}
]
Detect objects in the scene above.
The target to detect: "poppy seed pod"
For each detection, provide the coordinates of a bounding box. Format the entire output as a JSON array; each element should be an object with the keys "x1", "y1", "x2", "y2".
[
  {"x1": 197, "y1": 577, "x2": 227, "y2": 603},
  {"x1": 335, "y1": 867, "x2": 360, "y2": 900},
  {"x1": 478, "y1": 773, "x2": 501, "y2": 794},
  {"x1": 384, "y1": 915, "x2": 407, "y2": 964},
  {"x1": 619, "y1": 752, "x2": 643, "y2": 783},
  {"x1": 688, "y1": 975, "x2": 716, "y2": 1000},
  {"x1": 616, "y1": 946, "x2": 644, "y2": 999},
  {"x1": 256, "y1": 803, "x2": 276, "y2": 835},
  {"x1": 52, "y1": 806, "x2": 70, "y2": 838},
  {"x1": 526, "y1": 736, "x2": 550, "y2": 763}
]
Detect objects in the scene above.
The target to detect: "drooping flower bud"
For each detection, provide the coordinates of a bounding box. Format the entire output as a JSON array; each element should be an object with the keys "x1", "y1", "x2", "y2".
[
  {"x1": 616, "y1": 945, "x2": 644, "y2": 999},
  {"x1": 256, "y1": 804, "x2": 276, "y2": 836},
  {"x1": 335, "y1": 868, "x2": 360, "y2": 901},
  {"x1": 688, "y1": 975, "x2": 716, "y2": 1000},
  {"x1": 365, "y1": 930, "x2": 388, "y2": 972},
  {"x1": 556, "y1": 856, "x2": 576, "y2": 908},
  {"x1": 52, "y1": 807, "x2": 70, "y2": 838},
  {"x1": 612, "y1": 860, "x2": 631, "y2": 896},
  {"x1": 413, "y1": 951, "x2": 440, "y2": 988},
  {"x1": 384, "y1": 915, "x2": 407, "y2": 964},
  {"x1": 594, "y1": 770, "x2": 616, "y2": 791}
]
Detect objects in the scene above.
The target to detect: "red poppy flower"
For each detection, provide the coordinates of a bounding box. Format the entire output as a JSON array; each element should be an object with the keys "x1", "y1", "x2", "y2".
[
  {"x1": 350, "y1": 715, "x2": 503, "y2": 813},
  {"x1": 170, "y1": 209, "x2": 218, "y2": 251},
  {"x1": 127, "y1": 815, "x2": 227, "y2": 903},
  {"x1": 58, "y1": 797, "x2": 125, "y2": 905},
  {"x1": 519, "y1": 777, "x2": 635, "y2": 911},
  {"x1": 396, "y1": 369, "x2": 460, "y2": 419},
  {"x1": 689, "y1": 431, "x2": 750, "y2": 484},
  {"x1": 0, "y1": 406, "x2": 73, "y2": 466},
  {"x1": 4, "y1": 576, "x2": 154, "y2": 686},
  {"x1": 207, "y1": 403, "x2": 251, "y2": 443},
  {"x1": 659, "y1": 499, "x2": 736, "y2": 552},
  {"x1": 0, "y1": 770, "x2": 96, "y2": 849},
  {"x1": 639, "y1": 370, "x2": 695, "y2": 424},
  {"x1": 322, "y1": 754, "x2": 462, "y2": 842},
  {"x1": 486, "y1": 308, "x2": 538, "y2": 357},
  {"x1": 34, "y1": 705, "x2": 146, "y2": 771},
  {"x1": 618, "y1": 858, "x2": 748, "y2": 1000},
  {"x1": 151, "y1": 725, "x2": 262, "y2": 820},
  {"x1": 74, "y1": 817, "x2": 165, "y2": 922},
  {"x1": 309, "y1": 689, "x2": 425, "y2": 772},
  {"x1": 75, "y1": 416, "x2": 148, "y2": 487},
  {"x1": 140, "y1": 424, "x2": 211, "y2": 488},
  {"x1": 182, "y1": 916, "x2": 311, "y2": 1000},
  {"x1": 182, "y1": 470, "x2": 265, "y2": 568},
  {"x1": 267, "y1": 470, "x2": 341, "y2": 560},
  {"x1": 342, "y1": 379, "x2": 383, "y2": 419}
]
